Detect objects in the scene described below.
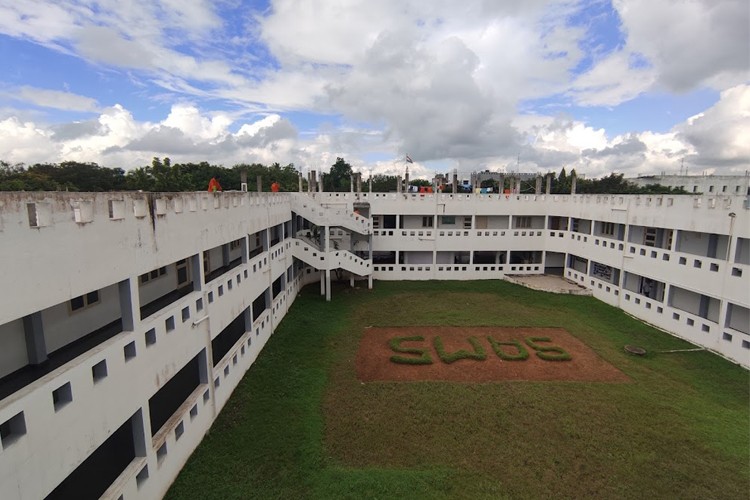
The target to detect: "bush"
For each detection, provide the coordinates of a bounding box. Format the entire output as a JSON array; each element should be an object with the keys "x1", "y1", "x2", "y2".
[
  {"x1": 389, "y1": 336, "x2": 433, "y2": 365},
  {"x1": 433, "y1": 336, "x2": 487, "y2": 364},
  {"x1": 487, "y1": 337, "x2": 529, "y2": 361},
  {"x1": 525, "y1": 337, "x2": 572, "y2": 361}
]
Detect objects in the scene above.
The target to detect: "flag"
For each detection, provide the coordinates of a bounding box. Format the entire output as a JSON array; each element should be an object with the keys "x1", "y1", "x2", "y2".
[{"x1": 406, "y1": 154, "x2": 413, "y2": 163}]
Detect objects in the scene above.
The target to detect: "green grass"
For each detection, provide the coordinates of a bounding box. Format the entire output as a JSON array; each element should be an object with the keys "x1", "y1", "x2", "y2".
[{"x1": 167, "y1": 280, "x2": 750, "y2": 499}]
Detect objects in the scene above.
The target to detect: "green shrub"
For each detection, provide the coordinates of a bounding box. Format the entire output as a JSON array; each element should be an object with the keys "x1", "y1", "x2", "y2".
[
  {"x1": 389, "y1": 336, "x2": 433, "y2": 365},
  {"x1": 525, "y1": 336, "x2": 572, "y2": 361},
  {"x1": 434, "y1": 336, "x2": 487, "y2": 364},
  {"x1": 487, "y1": 337, "x2": 530, "y2": 360}
]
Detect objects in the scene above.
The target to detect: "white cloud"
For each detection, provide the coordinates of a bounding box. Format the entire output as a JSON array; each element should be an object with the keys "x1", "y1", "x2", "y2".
[
  {"x1": 569, "y1": 51, "x2": 656, "y2": 106},
  {"x1": 0, "y1": 0, "x2": 747, "y2": 179},
  {"x1": 677, "y1": 84, "x2": 750, "y2": 169},
  {"x1": 15, "y1": 86, "x2": 101, "y2": 112},
  {"x1": 614, "y1": 0, "x2": 749, "y2": 91}
]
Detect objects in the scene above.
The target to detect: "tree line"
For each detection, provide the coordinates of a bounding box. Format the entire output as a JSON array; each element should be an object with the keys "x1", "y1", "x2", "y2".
[
  {"x1": 1, "y1": 158, "x2": 686, "y2": 194},
  {"x1": 479, "y1": 168, "x2": 688, "y2": 195},
  {"x1": 0, "y1": 158, "x2": 304, "y2": 192}
]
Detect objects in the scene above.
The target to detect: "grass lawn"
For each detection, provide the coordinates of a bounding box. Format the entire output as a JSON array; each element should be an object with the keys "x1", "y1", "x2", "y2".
[{"x1": 166, "y1": 280, "x2": 749, "y2": 499}]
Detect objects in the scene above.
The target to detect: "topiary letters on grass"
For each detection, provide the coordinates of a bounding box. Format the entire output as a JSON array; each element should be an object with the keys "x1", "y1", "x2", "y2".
[{"x1": 388, "y1": 335, "x2": 572, "y2": 365}]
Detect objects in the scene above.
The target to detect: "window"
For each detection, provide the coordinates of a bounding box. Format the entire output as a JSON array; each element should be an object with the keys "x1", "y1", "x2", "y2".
[
  {"x1": 140, "y1": 267, "x2": 167, "y2": 284},
  {"x1": 70, "y1": 290, "x2": 100, "y2": 312},
  {"x1": 421, "y1": 216, "x2": 433, "y2": 228},
  {"x1": 708, "y1": 185, "x2": 714, "y2": 192},
  {"x1": 601, "y1": 222, "x2": 615, "y2": 236},
  {"x1": 229, "y1": 238, "x2": 243, "y2": 250},
  {"x1": 722, "y1": 185, "x2": 727, "y2": 193},
  {"x1": 441, "y1": 216, "x2": 455, "y2": 225},
  {"x1": 692, "y1": 186, "x2": 697, "y2": 193}
]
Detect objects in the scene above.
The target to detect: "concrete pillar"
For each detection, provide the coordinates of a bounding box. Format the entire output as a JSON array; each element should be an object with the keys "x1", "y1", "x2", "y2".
[
  {"x1": 368, "y1": 174, "x2": 372, "y2": 193},
  {"x1": 349, "y1": 275, "x2": 354, "y2": 287},
  {"x1": 357, "y1": 173, "x2": 362, "y2": 193},
  {"x1": 546, "y1": 173, "x2": 552, "y2": 194},
  {"x1": 498, "y1": 175, "x2": 504, "y2": 194},
  {"x1": 190, "y1": 254, "x2": 203, "y2": 291},
  {"x1": 240, "y1": 236, "x2": 249, "y2": 265},
  {"x1": 23, "y1": 311, "x2": 47, "y2": 365},
  {"x1": 298, "y1": 173, "x2": 303, "y2": 192},
  {"x1": 243, "y1": 306, "x2": 253, "y2": 334},
  {"x1": 320, "y1": 270, "x2": 325, "y2": 296},
  {"x1": 311, "y1": 171, "x2": 317, "y2": 193},
  {"x1": 325, "y1": 270, "x2": 331, "y2": 301},
  {"x1": 452, "y1": 170, "x2": 458, "y2": 194},
  {"x1": 535, "y1": 175, "x2": 542, "y2": 195},
  {"x1": 319, "y1": 173, "x2": 324, "y2": 193},
  {"x1": 405, "y1": 169, "x2": 410, "y2": 190},
  {"x1": 397, "y1": 176, "x2": 402, "y2": 193},
  {"x1": 256, "y1": 175, "x2": 262, "y2": 193},
  {"x1": 571, "y1": 174, "x2": 577, "y2": 195},
  {"x1": 118, "y1": 278, "x2": 139, "y2": 332},
  {"x1": 222, "y1": 243, "x2": 230, "y2": 267},
  {"x1": 131, "y1": 409, "x2": 148, "y2": 458},
  {"x1": 698, "y1": 295, "x2": 709, "y2": 319},
  {"x1": 368, "y1": 233, "x2": 373, "y2": 289},
  {"x1": 240, "y1": 170, "x2": 248, "y2": 192},
  {"x1": 350, "y1": 174, "x2": 354, "y2": 193}
]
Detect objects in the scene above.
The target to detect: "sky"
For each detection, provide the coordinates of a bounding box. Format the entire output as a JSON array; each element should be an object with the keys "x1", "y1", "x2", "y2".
[{"x1": 0, "y1": 0, "x2": 748, "y2": 180}]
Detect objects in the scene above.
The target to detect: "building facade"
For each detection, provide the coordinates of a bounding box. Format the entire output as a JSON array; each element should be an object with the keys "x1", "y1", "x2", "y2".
[
  {"x1": 0, "y1": 188, "x2": 747, "y2": 499},
  {"x1": 629, "y1": 173, "x2": 750, "y2": 196}
]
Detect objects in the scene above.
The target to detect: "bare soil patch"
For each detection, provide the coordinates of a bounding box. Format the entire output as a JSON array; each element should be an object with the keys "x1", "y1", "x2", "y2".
[{"x1": 356, "y1": 326, "x2": 629, "y2": 382}]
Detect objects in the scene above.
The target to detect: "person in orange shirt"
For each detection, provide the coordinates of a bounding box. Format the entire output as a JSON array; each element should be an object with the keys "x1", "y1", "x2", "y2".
[
  {"x1": 271, "y1": 180, "x2": 280, "y2": 192},
  {"x1": 208, "y1": 175, "x2": 222, "y2": 192}
]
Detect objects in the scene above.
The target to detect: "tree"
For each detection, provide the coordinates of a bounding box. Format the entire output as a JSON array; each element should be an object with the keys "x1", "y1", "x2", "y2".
[
  {"x1": 480, "y1": 179, "x2": 499, "y2": 192},
  {"x1": 367, "y1": 174, "x2": 398, "y2": 192},
  {"x1": 325, "y1": 157, "x2": 353, "y2": 192}
]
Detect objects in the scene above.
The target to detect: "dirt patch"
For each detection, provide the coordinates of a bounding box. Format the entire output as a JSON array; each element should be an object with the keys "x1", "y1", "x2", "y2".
[{"x1": 356, "y1": 327, "x2": 629, "y2": 382}]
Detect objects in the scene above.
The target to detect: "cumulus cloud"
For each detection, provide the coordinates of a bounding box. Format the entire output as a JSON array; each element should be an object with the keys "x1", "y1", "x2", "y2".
[
  {"x1": 614, "y1": 0, "x2": 749, "y2": 91},
  {"x1": 678, "y1": 84, "x2": 750, "y2": 168},
  {"x1": 0, "y1": 0, "x2": 747, "y2": 179}
]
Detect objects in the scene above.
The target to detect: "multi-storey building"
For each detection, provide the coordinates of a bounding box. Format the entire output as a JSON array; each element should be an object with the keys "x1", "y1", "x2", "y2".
[
  {"x1": 0, "y1": 187, "x2": 747, "y2": 499},
  {"x1": 628, "y1": 172, "x2": 750, "y2": 196}
]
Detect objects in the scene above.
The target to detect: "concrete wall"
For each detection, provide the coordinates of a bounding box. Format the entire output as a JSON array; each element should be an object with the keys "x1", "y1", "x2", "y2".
[
  {"x1": 1, "y1": 188, "x2": 749, "y2": 500},
  {"x1": 43, "y1": 283, "x2": 121, "y2": 353},
  {"x1": 0, "y1": 320, "x2": 26, "y2": 379}
]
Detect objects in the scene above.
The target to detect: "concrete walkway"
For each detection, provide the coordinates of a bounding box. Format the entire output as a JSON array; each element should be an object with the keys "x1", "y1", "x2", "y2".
[{"x1": 505, "y1": 275, "x2": 592, "y2": 295}]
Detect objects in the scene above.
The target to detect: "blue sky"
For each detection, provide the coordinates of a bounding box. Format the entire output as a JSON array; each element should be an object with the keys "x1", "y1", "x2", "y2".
[{"x1": 0, "y1": 0, "x2": 747, "y2": 178}]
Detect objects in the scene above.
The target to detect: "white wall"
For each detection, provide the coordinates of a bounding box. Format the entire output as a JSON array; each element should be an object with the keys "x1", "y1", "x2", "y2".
[
  {"x1": 669, "y1": 286, "x2": 701, "y2": 315},
  {"x1": 42, "y1": 283, "x2": 121, "y2": 353},
  {"x1": 727, "y1": 304, "x2": 749, "y2": 334},
  {"x1": 0, "y1": 320, "x2": 27, "y2": 379}
]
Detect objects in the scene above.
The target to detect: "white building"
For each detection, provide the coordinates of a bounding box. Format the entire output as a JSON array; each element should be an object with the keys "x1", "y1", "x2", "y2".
[
  {"x1": 0, "y1": 188, "x2": 748, "y2": 499},
  {"x1": 629, "y1": 172, "x2": 750, "y2": 196}
]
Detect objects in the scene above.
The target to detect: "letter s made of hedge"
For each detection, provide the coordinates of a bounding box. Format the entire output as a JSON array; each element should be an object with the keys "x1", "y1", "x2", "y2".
[
  {"x1": 388, "y1": 336, "x2": 433, "y2": 365},
  {"x1": 524, "y1": 336, "x2": 572, "y2": 361}
]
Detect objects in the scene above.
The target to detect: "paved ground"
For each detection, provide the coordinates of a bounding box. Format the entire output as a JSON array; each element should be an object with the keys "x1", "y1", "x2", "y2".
[
  {"x1": 356, "y1": 326, "x2": 629, "y2": 383},
  {"x1": 505, "y1": 274, "x2": 592, "y2": 295}
]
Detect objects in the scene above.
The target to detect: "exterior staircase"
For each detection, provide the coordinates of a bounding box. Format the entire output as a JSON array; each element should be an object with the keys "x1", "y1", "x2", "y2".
[
  {"x1": 291, "y1": 195, "x2": 371, "y2": 235},
  {"x1": 290, "y1": 238, "x2": 372, "y2": 276}
]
